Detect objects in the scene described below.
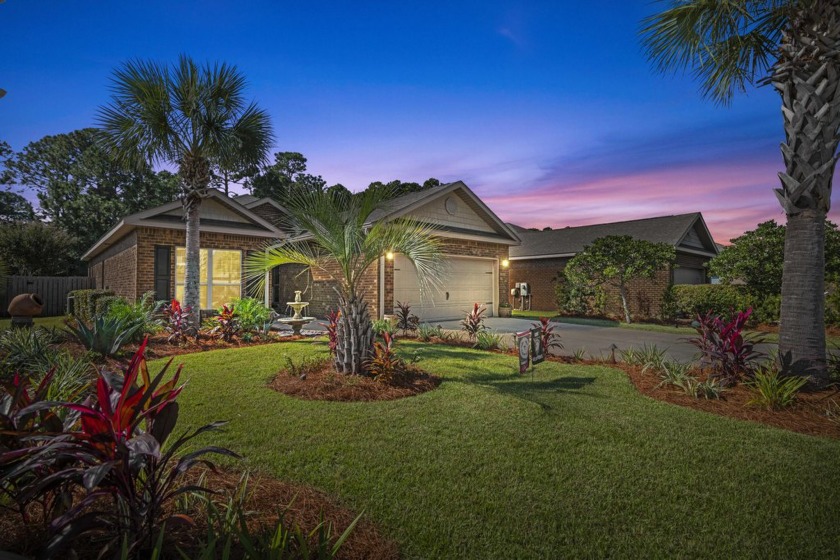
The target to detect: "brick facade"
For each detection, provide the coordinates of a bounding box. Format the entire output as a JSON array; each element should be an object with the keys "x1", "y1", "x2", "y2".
[
  {"x1": 507, "y1": 258, "x2": 566, "y2": 311},
  {"x1": 88, "y1": 231, "x2": 139, "y2": 300}
]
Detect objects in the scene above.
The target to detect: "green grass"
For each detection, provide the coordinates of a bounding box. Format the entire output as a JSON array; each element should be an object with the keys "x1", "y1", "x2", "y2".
[
  {"x1": 161, "y1": 341, "x2": 840, "y2": 559},
  {"x1": 0, "y1": 315, "x2": 69, "y2": 330}
]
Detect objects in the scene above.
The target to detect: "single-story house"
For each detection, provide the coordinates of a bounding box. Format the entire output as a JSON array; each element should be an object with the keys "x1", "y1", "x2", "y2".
[
  {"x1": 507, "y1": 213, "x2": 719, "y2": 318},
  {"x1": 82, "y1": 181, "x2": 520, "y2": 321}
]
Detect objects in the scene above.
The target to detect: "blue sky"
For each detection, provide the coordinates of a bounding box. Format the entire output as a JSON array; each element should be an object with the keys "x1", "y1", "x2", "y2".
[{"x1": 2, "y1": 0, "x2": 837, "y2": 242}]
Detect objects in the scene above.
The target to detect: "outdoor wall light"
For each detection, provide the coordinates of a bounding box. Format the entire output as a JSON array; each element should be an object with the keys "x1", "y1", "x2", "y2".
[
  {"x1": 501, "y1": 259, "x2": 510, "y2": 268},
  {"x1": 386, "y1": 251, "x2": 394, "y2": 260}
]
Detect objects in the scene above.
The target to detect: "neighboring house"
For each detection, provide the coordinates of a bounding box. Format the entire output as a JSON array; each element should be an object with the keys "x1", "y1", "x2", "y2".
[
  {"x1": 508, "y1": 213, "x2": 719, "y2": 318},
  {"x1": 82, "y1": 181, "x2": 520, "y2": 321}
]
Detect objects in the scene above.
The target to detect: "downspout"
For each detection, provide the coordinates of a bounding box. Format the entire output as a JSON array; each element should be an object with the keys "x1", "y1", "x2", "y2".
[{"x1": 379, "y1": 256, "x2": 385, "y2": 319}]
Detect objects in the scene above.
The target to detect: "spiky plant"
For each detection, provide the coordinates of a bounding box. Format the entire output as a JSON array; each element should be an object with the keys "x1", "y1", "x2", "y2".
[
  {"x1": 641, "y1": 1, "x2": 840, "y2": 381},
  {"x1": 97, "y1": 56, "x2": 273, "y2": 326},
  {"x1": 245, "y1": 186, "x2": 443, "y2": 374}
]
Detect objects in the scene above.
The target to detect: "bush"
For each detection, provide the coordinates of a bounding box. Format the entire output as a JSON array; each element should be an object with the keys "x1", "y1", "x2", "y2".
[
  {"x1": 230, "y1": 297, "x2": 273, "y2": 333},
  {"x1": 748, "y1": 367, "x2": 807, "y2": 410},
  {"x1": 94, "y1": 295, "x2": 123, "y2": 318},
  {"x1": 461, "y1": 303, "x2": 486, "y2": 341},
  {"x1": 689, "y1": 309, "x2": 765, "y2": 386},
  {"x1": 68, "y1": 288, "x2": 115, "y2": 324},
  {"x1": 372, "y1": 318, "x2": 397, "y2": 337},
  {"x1": 210, "y1": 304, "x2": 241, "y2": 342},
  {"x1": 365, "y1": 332, "x2": 405, "y2": 383},
  {"x1": 106, "y1": 291, "x2": 163, "y2": 341},
  {"x1": 826, "y1": 280, "x2": 840, "y2": 327},
  {"x1": 162, "y1": 299, "x2": 197, "y2": 344},
  {"x1": 554, "y1": 276, "x2": 593, "y2": 316},
  {"x1": 474, "y1": 331, "x2": 505, "y2": 351},
  {"x1": 418, "y1": 323, "x2": 443, "y2": 342},
  {"x1": 531, "y1": 317, "x2": 563, "y2": 353},
  {"x1": 751, "y1": 293, "x2": 782, "y2": 325},
  {"x1": 0, "y1": 326, "x2": 63, "y2": 378},
  {"x1": 395, "y1": 301, "x2": 419, "y2": 334},
  {"x1": 671, "y1": 284, "x2": 752, "y2": 320}
]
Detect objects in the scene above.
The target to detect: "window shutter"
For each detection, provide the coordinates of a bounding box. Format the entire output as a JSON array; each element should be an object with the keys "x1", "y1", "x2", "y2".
[{"x1": 154, "y1": 246, "x2": 172, "y2": 301}]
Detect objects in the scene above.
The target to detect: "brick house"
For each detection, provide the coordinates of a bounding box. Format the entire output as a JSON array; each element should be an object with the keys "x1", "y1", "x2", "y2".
[
  {"x1": 507, "y1": 213, "x2": 719, "y2": 319},
  {"x1": 82, "y1": 181, "x2": 520, "y2": 321}
]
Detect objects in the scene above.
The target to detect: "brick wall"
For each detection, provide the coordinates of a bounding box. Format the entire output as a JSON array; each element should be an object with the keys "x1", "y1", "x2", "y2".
[
  {"x1": 88, "y1": 231, "x2": 138, "y2": 300},
  {"x1": 508, "y1": 258, "x2": 566, "y2": 311}
]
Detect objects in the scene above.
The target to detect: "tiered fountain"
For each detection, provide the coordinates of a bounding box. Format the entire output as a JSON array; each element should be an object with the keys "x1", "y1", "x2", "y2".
[{"x1": 276, "y1": 290, "x2": 315, "y2": 335}]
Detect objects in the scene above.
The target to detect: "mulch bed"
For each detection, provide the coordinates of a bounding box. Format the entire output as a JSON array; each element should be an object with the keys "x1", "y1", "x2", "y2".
[
  {"x1": 0, "y1": 468, "x2": 399, "y2": 560},
  {"x1": 619, "y1": 363, "x2": 840, "y2": 439},
  {"x1": 271, "y1": 361, "x2": 441, "y2": 402}
]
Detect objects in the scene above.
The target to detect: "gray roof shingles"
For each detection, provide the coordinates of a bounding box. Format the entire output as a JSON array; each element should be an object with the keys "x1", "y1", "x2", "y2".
[{"x1": 509, "y1": 213, "x2": 705, "y2": 258}]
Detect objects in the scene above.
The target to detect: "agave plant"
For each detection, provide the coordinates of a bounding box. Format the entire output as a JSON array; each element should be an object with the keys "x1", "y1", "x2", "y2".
[{"x1": 67, "y1": 315, "x2": 145, "y2": 357}]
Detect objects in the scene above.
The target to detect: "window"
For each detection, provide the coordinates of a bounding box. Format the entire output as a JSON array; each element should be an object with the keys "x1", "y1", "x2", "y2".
[{"x1": 175, "y1": 248, "x2": 242, "y2": 309}]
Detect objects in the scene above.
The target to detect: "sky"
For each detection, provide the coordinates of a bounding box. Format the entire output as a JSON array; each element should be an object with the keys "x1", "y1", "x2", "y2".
[{"x1": 1, "y1": 0, "x2": 838, "y2": 243}]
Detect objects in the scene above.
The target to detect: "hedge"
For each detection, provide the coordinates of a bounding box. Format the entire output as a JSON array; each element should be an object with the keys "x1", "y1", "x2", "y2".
[
  {"x1": 670, "y1": 284, "x2": 753, "y2": 319},
  {"x1": 94, "y1": 296, "x2": 124, "y2": 319},
  {"x1": 68, "y1": 289, "x2": 115, "y2": 323}
]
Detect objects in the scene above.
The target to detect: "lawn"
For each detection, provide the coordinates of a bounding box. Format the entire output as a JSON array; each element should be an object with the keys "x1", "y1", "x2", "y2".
[
  {"x1": 0, "y1": 315, "x2": 68, "y2": 330},
  {"x1": 162, "y1": 341, "x2": 840, "y2": 559}
]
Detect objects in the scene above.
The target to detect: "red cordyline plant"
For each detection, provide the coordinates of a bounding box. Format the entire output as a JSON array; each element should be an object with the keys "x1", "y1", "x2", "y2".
[
  {"x1": 4, "y1": 338, "x2": 238, "y2": 558},
  {"x1": 162, "y1": 299, "x2": 195, "y2": 344},
  {"x1": 689, "y1": 308, "x2": 766, "y2": 386},
  {"x1": 320, "y1": 308, "x2": 340, "y2": 356},
  {"x1": 395, "y1": 301, "x2": 419, "y2": 334},
  {"x1": 211, "y1": 304, "x2": 240, "y2": 342},
  {"x1": 364, "y1": 331, "x2": 404, "y2": 383},
  {"x1": 531, "y1": 317, "x2": 564, "y2": 353},
  {"x1": 461, "y1": 303, "x2": 487, "y2": 341}
]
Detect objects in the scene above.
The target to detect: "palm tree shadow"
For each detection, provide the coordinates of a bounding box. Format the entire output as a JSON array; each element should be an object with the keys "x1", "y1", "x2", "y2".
[{"x1": 462, "y1": 373, "x2": 599, "y2": 412}]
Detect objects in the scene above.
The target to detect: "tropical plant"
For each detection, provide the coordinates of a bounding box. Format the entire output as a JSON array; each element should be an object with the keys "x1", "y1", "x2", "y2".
[
  {"x1": 656, "y1": 361, "x2": 694, "y2": 389},
  {"x1": 641, "y1": 0, "x2": 840, "y2": 381},
  {"x1": 98, "y1": 56, "x2": 273, "y2": 327},
  {"x1": 5, "y1": 340, "x2": 239, "y2": 558},
  {"x1": 320, "y1": 308, "x2": 340, "y2": 357},
  {"x1": 0, "y1": 326, "x2": 62, "y2": 378},
  {"x1": 461, "y1": 303, "x2": 487, "y2": 341},
  {"x1": 365, "y1": 332, "x2": 404, "y2": 383},
  {"x1": 564, "y1": 235, "x2": 676, "y2": 324},
  {"x1": 372, "y1": 318, "x2": 397, "y2": 338},
  {"x1": 283, "y1": 355, "x2": 331, "y2": 379},
  {"x1": 211, "y1": 304, "x2": 241, "y2": 342},
  {"x1": 395, "y1": 301, "x2": 420, "y2": 334},
  {"x1": 417, "y1": 323, "x2": 443, "y2": 342},
  {"x1": 748, "y1": 366, "x2": 808, "y2": 410},
  {"x1": 621, "y1": 343, "x2": 668, "y2": 373},
  {"x1": 230, "y1": 297, "x2": 273, "y2": 333},
  {"x1": 39, "y1": 352, "x2": 96, "y2": 403},
  {"x1": 245, "y1": 185, "x2": 443, "y2": 374},
  {"x1": 162, "y1": 299, "x2": 195, "y2": 344},
  {"x1": 689, "y1": 309, "x2": 765, "y2": 386},
  {"x1": 531, "y1": 317, "x2": 563, "y2": 354},
  {"x1": 694, "y1": 379, "x2": 726, "y2": 400},
  {"x1": 106, "y1": 290, "x2": 163, "y2": 341},
  {"x1": 67, "y1": 315, "x2": 145, "y2": 357},
  {"x1": 474, "y1": 330, "x2": 505, "y2": 351}
]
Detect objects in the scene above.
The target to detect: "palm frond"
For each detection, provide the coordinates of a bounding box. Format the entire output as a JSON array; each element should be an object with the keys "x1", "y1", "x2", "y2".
[
  {"x1": 244, "y1": 240, "x2": 324, "y2": 297},
  {"x1": 365, "y1": 218, "x2": 446, "y2": 296}
]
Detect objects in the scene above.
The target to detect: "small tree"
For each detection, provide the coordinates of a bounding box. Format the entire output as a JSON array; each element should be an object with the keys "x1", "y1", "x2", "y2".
[
  {"x1": 564, "y1": 235, "x2": 675, "y2": 324},
  {"x1": 0, "y1": 221, "x2": 79, "y2": 276}
]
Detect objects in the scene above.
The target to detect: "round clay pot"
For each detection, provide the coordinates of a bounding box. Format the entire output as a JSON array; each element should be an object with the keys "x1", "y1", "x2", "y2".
[{"x1": 7, "y1": 293, "x2": 44, "y2": 317}]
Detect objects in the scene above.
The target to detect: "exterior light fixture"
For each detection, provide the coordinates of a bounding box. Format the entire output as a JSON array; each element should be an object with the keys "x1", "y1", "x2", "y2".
[
  {"x1": 386, "y1": 251, "x2": 394, "y2": 260},
  {"x1": 501, "y1": 259, "x2": 510, "y2": 268}
]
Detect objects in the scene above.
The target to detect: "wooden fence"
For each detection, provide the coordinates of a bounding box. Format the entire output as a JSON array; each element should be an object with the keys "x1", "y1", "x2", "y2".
[{"x1": 2, "y1": 276, "x2": 94, "y2": 317}]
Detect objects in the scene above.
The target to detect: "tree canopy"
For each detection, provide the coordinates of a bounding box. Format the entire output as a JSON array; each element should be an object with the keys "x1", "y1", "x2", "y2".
[
  {"x1": 0, "y1": 221, "x2": 80, "y2": 276},
  {"x1": 565, "y1": 235, "x2": 676, "y2": 324}
]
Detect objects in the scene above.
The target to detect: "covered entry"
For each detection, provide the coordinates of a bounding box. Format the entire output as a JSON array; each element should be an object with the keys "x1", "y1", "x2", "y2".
[{"x1": 393, "y1": 254, "x2": 495, "y2": 321}]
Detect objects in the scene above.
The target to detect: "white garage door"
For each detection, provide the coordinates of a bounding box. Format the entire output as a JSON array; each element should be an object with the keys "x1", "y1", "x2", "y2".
[{"x1": 394, "y1": 255, "x2": 495, "y2": 321}]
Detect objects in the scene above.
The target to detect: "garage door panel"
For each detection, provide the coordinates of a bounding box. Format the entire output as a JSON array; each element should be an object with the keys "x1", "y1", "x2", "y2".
[{"x1": 394, "y1": 255, "x2": 494, "y2": 321}]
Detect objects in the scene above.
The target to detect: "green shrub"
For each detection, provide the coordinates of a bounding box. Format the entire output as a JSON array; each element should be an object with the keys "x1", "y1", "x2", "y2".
[
  {"x1": 752, "y1": 294, "x2": 781, "y2": 325},
  {"x1": 68, "y1": 288, "x2": 115, "y2": 324},
  {"x1": 0, "y1": 326, "x2": 63, "y2": 379},
  {"x1": 671, "y1": 284, "x2": 752, "y2": 320},
  {"x1": 418, "y1": 323, "x2": 443, "y2": 342},
  {"x1": 826, "y1": 280, "x2": 840, "y2": 327},
  {"x1": 748, "y1": 367, "x2": 807, "y2": 410},
  {"x1": 40, "y1": 352, "x2": 95, "y2": 403},
  {"x1": 67, "y1": 315, "x2": 145, "y2": 357},
  {"x1": 554, "y1": 276, "x2": 591, "y2": 316},
  {"x1": 94, "y1": 295, "x2": 123, "y2": 318},
  {"x1": 230, "y1": 297, "x2": 273, "y2": 332},
  {"x1": 474, "y1": 331, "x2": 505, "y2": 351},
  {"x1": 106, "y1": 290, "x2": 163, "y2": 341},
  {"x1": 659, "y1": 284, "x2": 678, "y2": 322},
  {"x1": 372, "y1": 318, "x2": 397, "y2": 337}
]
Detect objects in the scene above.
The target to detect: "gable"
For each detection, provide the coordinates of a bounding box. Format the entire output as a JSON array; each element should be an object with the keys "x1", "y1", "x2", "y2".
[
  {"x1": 676, "y1": 217, "x2": 718, "y2": 255},
  {"x1": 161, "y1": 198, "x2": 250, "y2": 224},
  {"x1": 405, "y1": 191, "x2": 495, "y2": 234}
]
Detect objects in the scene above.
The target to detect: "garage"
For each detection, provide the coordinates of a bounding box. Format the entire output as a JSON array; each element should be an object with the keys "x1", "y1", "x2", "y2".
[
  {"x1": 673, "y1": 266, "x2": 705, "y2": 285},
  {"x1": 393, "y1": 254, "x2": 496, "y2": 321}
]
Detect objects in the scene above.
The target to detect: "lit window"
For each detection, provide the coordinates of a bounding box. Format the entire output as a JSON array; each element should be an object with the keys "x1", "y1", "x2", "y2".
[{"x1": 175, "y1": 248, "x2": 241, "y2": 309}]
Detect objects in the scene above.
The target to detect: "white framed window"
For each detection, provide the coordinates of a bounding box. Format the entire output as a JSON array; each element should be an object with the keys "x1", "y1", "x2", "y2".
[{"x1": 175, "y1": 248, "x2": 242, "y2": 309}]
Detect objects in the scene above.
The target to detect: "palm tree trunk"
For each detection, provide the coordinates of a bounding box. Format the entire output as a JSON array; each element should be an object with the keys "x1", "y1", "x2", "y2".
[
  {"x1": 772, "y1": 3, "x2": 840, "y2": 383},
  {"x1": 183, "y1": 198, "x2": 202, "y2": 328},
  {"x1": 335, "y1": 291, "x2": 374, "y2": 374},
  {"x1": 780, "y1": 209, "x2": 827, "y2": 380}
]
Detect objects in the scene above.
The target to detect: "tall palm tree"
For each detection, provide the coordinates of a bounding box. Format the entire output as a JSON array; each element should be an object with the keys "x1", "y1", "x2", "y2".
[
  {"x1": 97, "y1": 56, "x2": 273, "y2": 325},
  {"x1": 245, "y1": 186, "x2": 444, "y2": 374},
  {"x1": 641, "y1": 0, "x2": 839, "y2": 381}
]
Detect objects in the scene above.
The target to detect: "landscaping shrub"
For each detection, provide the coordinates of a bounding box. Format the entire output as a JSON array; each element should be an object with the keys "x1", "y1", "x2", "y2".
[
  {"x1": 106, "y1": 291, "x2": 163, "y2": 341},
  {"x1": 748, "y1": 367, "x2": 807, "y2": 410},
  {"x1": 751, "y1": 293, "x2": 782, "y2": 325},
  {"x1": 67, "y1": 315, "x2": 145, "y2": 357},
  {"x1": 531, "y1": 317, "x2": 563, "y2": 353},
  {"x1": 474, "y1": 331, "x2": 505, "y2": 351},
  {"x1": 0, "y1": 326, "x2": 63, "y2": 379},
  {"x1": 162, "y1": 299, "x2": 196, "y2": 344},
  {"x1": 461, "y1": 303, "x2": 486, "y2": 341},
  {"x1": 211, "y1": 304, "x2": 241, "y2": 342},
  {"x1": 671, "y1": 284, "x2": 752, "y2": 320},
  {"x1": 689, "y1": 309, "x2": 765, "y2": 386},
  {"x1": 365, "y1": 331, "x2": 405, "y2": 383},
  {"x1": 395, "y1": 301, "x2": 419, "y2": 334},
  {"x1": 320, "y1": 309, "x2": 340, "y2": 356},
  {"x1": 418, "y1": 323, "x2": 443, "y2": 342},
  {"x1": 372, "y1": 318, "x2": 397, "y2": 338},
  {"x1": 230, "y1": 297, "x2": 273, "y2": 333},
  {"x1": 68, "y1": 289, "x2": 115, "y2": 324},
  {"x1": 94, "y1": 294, "x2": 123, "y2": 318},
  {"x1": 826, "y1": 280, "x2": 840, "y2": 327},
  {"x1": 659, "y1": 284, "x2": 678, "y2": 322}
]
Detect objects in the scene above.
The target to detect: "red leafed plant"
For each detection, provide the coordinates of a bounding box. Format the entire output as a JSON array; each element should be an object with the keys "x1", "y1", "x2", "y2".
[
  {"x1": 162, "y1": 299, "x2": 195, "y2": 344},
  {"x1": 531, "y1": 317, "x2": 564, "y2": 353},
  {"x1": 689, "y1": 308, "x2": 765, "y2": 386},
  {"x1": 320, "y1": 308, "x2": 340, "y2": 356},
  {"x1": 3, "y1": 338, "x2": 238, "y2": 558},
  {"x1": 365, "y1": 331, "x2": 405, "y2": 383},
  {"x1": 460, "y1": 303, "x2": 487, "y2": 341},
  {"x1": 211, "y1": 304, "x2": 241, "y2": 342}
]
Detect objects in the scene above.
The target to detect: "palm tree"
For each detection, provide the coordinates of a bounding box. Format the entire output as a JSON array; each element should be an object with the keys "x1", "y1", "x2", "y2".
[
  {"x1": 641, "y1": 1, "x2": 839, "y2": 382},
  {"x1": 97, "y1": 56, "x2": 273, "y2": 325},
  {"x1": 245, "y1": 186, "x2": 444, "y2": 374}
]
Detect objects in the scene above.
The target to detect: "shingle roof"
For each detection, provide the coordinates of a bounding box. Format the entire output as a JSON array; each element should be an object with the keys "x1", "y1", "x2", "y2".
[
  {"x1": 510, "y1": 213, "x2": 709, "y2": 258},
  {"x1": 365, "y1": 183, "x2": 457, "y2": 223}
]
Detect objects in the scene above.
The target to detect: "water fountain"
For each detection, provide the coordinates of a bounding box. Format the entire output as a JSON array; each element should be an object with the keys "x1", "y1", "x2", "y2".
[{"x1": 276, "y1": 290, "x2": 315, "y2": 335}]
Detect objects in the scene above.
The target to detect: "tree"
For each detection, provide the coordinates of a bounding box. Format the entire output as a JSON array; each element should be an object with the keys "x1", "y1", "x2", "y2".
[
  {"x1": 245, "y1": 186, "x2": 443, "y2": 374},
  {"x1": 641, "y1": 1, "x2": 839, "y2": 379},
  {"x1": 0, "y1": 221, "x2": 79, "y2": 276},
  {"x1": 244, "y1": 151, "x2": 328, "y2": 202},
  {"x1": 711, "y1": 220, "x2": 840, "y2": 299},
  {"x1": 365, "y1": 178, "x2": 442, "y2": 199},
  {"x1": 8, "y1": 129, "x2": 180, "y2": 252},
  {"x1": 564, "y1": 235, "x2": 676, "y2": 324},
  {"x1": 98, "y1": 56, "x2": 273, "y2": 324},
  {"x1": 0, "y1": 192, "x2": 35, "y2": 223}
]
